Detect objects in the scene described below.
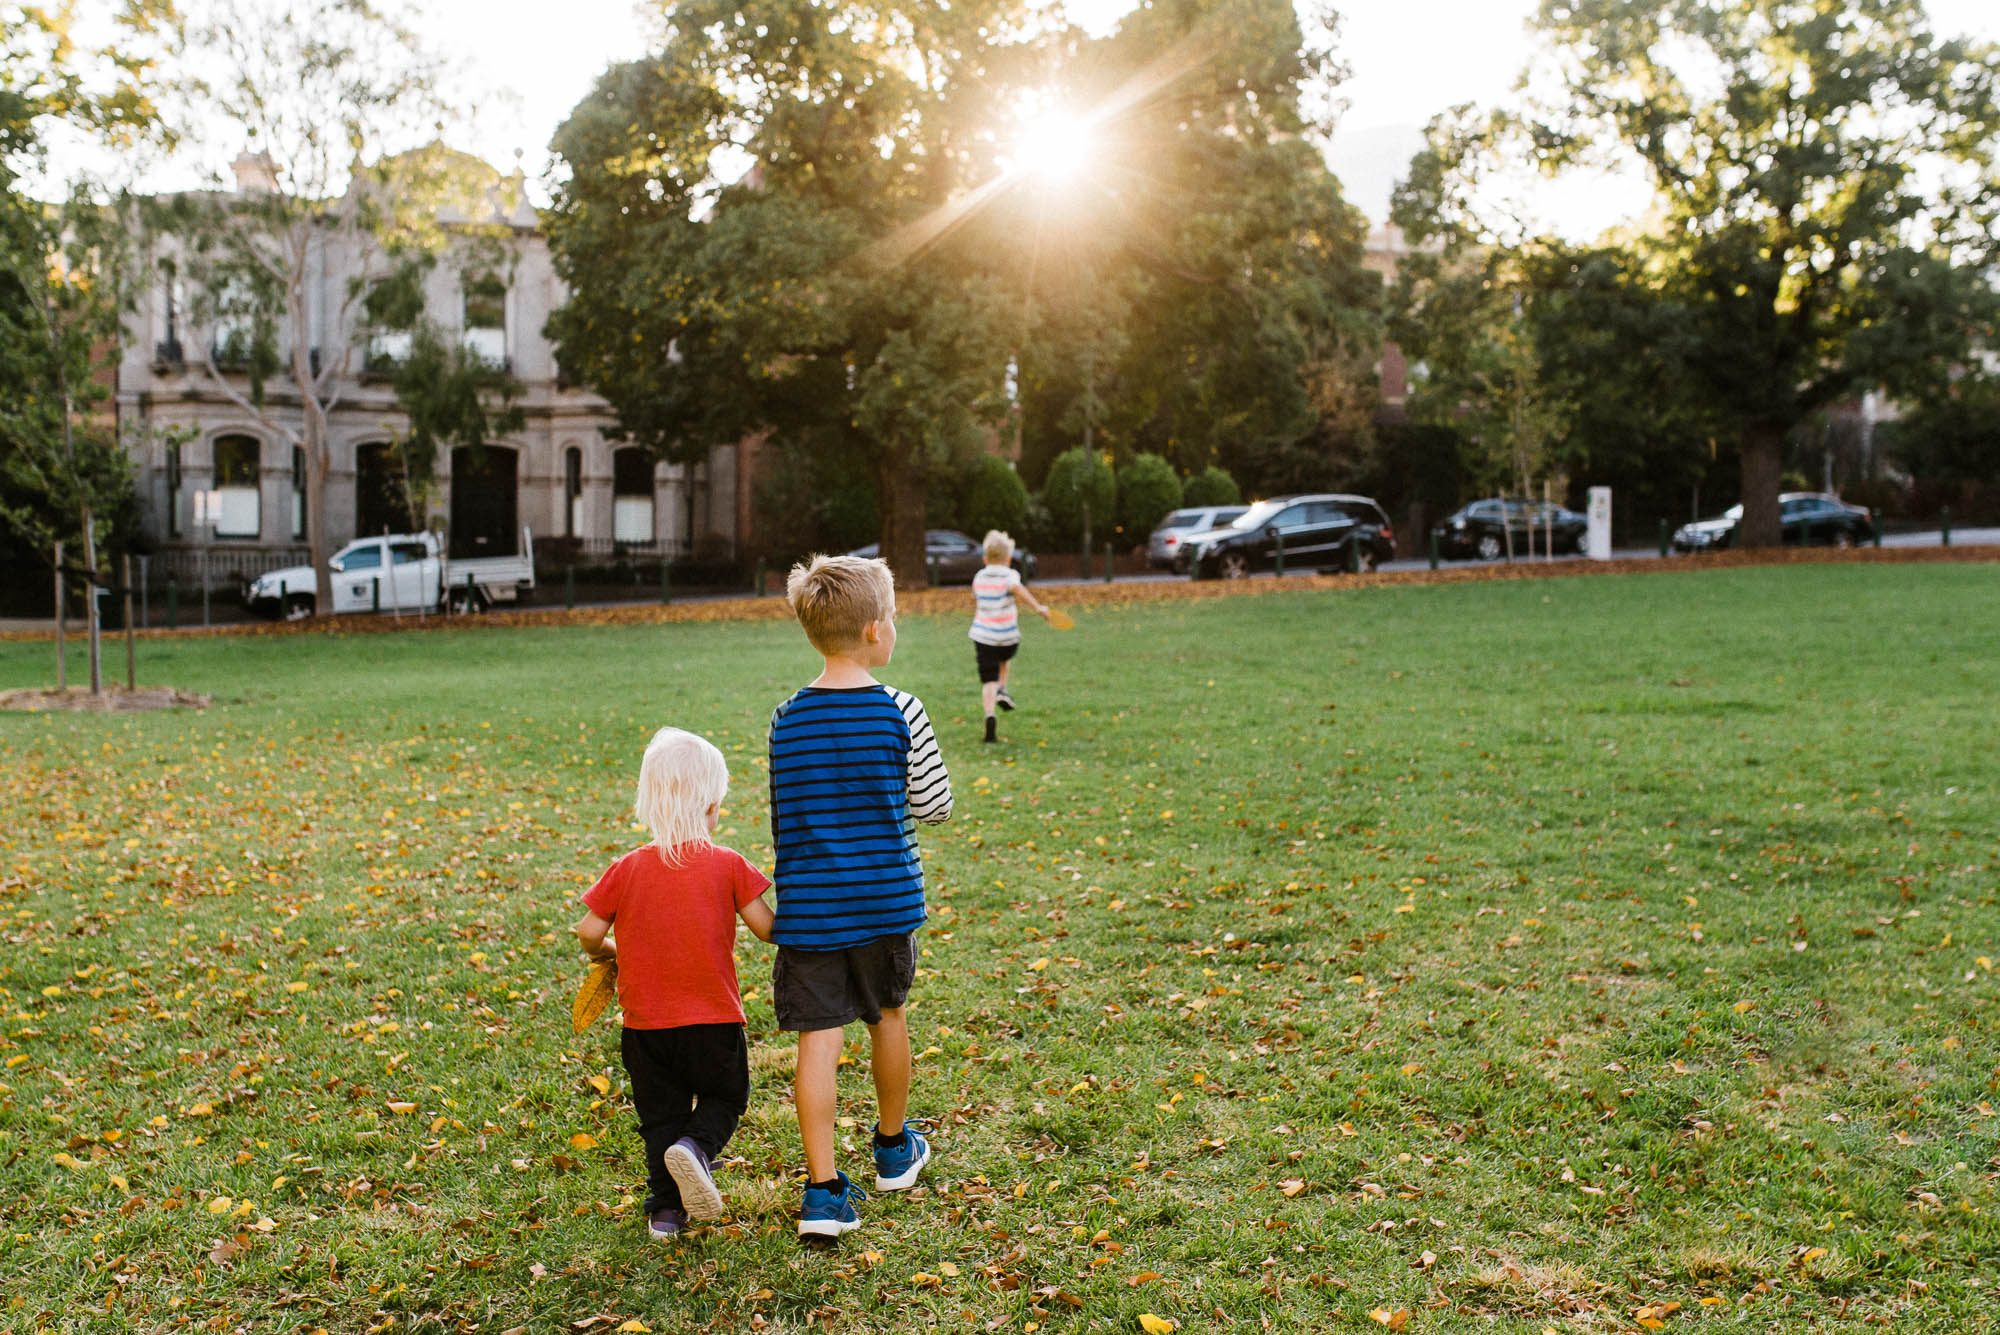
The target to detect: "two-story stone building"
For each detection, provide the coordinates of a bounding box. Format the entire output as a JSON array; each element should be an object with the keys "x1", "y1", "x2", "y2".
[{"x1": 115, "y1": 155, "x2": 745, "y2": 594}]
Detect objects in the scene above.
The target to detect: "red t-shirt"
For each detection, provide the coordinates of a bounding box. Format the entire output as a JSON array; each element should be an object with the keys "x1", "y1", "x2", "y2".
[{"x1": 581, "y1": 842, "x2": 771, "y2": 1030}]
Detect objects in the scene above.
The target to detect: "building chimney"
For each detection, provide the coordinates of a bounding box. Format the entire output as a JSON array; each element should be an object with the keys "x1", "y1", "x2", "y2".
[{"x1": 231, "y1": 151, "x2": 278, "y2": 195}]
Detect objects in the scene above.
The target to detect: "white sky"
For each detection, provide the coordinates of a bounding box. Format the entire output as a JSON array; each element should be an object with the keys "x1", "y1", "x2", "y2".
[
  {"x1": 72, "y1": 0, "x2": 2000, "y2": 236},
  {"x1": 413, "y1": 0, "x2": 2000, "y2": 236}
]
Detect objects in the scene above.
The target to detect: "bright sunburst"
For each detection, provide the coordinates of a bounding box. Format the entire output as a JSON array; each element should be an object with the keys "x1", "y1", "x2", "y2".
[{"x1": 1011, "y1": 108, "x2": 1096, "y2": 184}]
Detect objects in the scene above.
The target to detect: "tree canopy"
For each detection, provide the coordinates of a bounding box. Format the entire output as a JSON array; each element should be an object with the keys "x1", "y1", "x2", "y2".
[
  {"x1": 546, "y1": 0, "x2": 1377, "y2": 585},
  {"x1": 1395, "y1": 0, "x2": 2000, "y2": 544}
]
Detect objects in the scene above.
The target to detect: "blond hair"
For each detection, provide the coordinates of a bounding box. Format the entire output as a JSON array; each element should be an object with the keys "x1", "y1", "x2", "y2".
[
  {"x1": 982, "y1": 530, "x2": 1015, "y2": 565},
  {"x1": 633, "y1": 727, "x2": 728, "y2": 865},
  {"x1": 786, "y1": 553, "x2": 895, "y2": 653}
]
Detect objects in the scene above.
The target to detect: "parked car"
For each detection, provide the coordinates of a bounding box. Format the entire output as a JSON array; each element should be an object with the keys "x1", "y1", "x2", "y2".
[
  {"x1": 1671, "y1": 492, "x2": 1875, "y2": 553},
  {"x1": 846, "y1": 529, "x2": 1038, "y2": 583},
  {"x1": 244, "y1": 528, "x2": 535, "y2": 619},
  {"x1": 1434, "y1": 499, "x2": 1589, "y2": 560},
  {"x1": 1183, "y1": 494, "x2": 1395, "y2": 579},
  {"x1": 1147, "y1": 505, "x2": 1249, "y2": 569}
]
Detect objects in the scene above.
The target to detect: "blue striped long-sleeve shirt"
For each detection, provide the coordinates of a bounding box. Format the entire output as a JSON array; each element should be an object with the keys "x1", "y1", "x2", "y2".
[{"x1": 768, "y1": 684, "x2": 952, "y2": 949}]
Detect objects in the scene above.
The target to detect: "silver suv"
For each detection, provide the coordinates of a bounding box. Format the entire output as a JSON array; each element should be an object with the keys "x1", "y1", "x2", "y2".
[{"x1": 1149, "y1": 505, "x2": 1249, "y2": 569}]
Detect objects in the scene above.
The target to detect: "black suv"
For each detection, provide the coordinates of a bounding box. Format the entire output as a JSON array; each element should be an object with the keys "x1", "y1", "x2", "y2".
[{"x1": 1184, "y1": 494, "x2": 1395, "y2": 578}]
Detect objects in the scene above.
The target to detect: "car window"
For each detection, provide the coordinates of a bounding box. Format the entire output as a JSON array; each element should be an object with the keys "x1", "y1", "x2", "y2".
[
  {"x1": 1300, "y1": 501, "x2": 1343, "y2": 525},
  {"x1": 337, "y1": 544, "x2": 382, "y2": 570},
  {"x1": 1269, "y1": 505, "x2": 1307, "y2": 529},
  {"x1": 1157, "y1": 509, "x2": 1203, "y2": 531},
  {"x1": 1780, "y1": 499, "x2": 1810, "y2": 517},
  {"x1": 1336, "y1": 501, "x2": 1381, "y2": 525},
  {"x1": 1211, "y1": 508, "x2": 1247, "y2": 527},
  {"x1": 391, "y1": 542, "x2": 428, "y2": 565},
  {"x1": 1468, "y1": 501, "x2": 1501, "y2": 520}
]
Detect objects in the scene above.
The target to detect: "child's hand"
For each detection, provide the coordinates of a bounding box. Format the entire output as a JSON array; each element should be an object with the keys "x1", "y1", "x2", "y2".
[{"x1": 586, "y1": 942, "x2": 617, "y2": 964}]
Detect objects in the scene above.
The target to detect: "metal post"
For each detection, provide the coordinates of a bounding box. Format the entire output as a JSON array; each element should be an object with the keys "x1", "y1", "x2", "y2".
[
  {"x1": 659, "y1": 558, "x2": 671, "y2": 605},
  {"x1": 1941, "y1": 505, "x2": 1951, "y2": 547},
  {"x1": 371, "y1": 575, "x2": 380, "y2": 613},
  {"x1": 1428, "y1": 529, "x2": 1440, "y2": 571},
  {"x1": 53, "y1": 541, "x2": 65, "y2": 691},
  {"x1": 1274, "y1": 528, "x2": 1285, "y2": 577},
  {"x1": 464, "y1": 569, "x2": 475, "y2": 612},
  {"x1": 1103, "y1": 540, "x2": 1113, "y2": 583},
  {"x1": 567, "y1": 564, "x2": 577, "y2": 610},
  {"x1": 139, "y1": 555, "x2": 149, "y2": 629},
  {"x1": 122, "y1": 555, "x2": 135, "y2": 690},
  {"x1": 1348, "y1": 533, "x2": 1361, "y2": 573},
  {"x1": 201, "y1": 548, "x2": 211, "y2": 627},
  {"x1": 85, "y1": 516, "x2": 102, "y2": 695},
  {"x1": 1658, "y1": 519, "x2": 1670, "y2": 558},
  {"x1": 756, "y1": 558, "x2": 766, "y2": 598},
  {"x1": 1872, "y1": 519, "x2": 1881, "y2": 548},
  {"x1": 167, "y1": 577, "x2": 178, "y2": 631}
]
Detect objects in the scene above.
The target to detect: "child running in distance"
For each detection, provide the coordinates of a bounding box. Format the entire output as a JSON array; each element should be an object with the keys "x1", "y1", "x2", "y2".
[{"x1": 967, "y1": 530, "x2": 1050, "y2": 744}]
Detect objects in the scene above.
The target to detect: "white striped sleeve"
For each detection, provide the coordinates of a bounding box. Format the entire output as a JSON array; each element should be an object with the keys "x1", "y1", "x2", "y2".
[{"x1": 891, "y1": 689, "x2": 953, "y2": 824}]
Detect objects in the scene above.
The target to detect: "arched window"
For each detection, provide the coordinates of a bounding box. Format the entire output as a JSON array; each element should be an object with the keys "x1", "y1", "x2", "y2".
[
  {"x1": 565, "y1": 447, "x2": 583, "y2": 538},
  {"x1": 211, "y1": 435, "x2": 261, "y2": 539},
  {"x1": 462, "y1": 272, "x2": 507, "y2": 367},
  {"x1": 613, "y1": 448, "x2": 655, "y2": 544}
]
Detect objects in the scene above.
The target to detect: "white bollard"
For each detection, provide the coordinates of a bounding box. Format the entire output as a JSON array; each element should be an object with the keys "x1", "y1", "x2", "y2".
[{"x1": 1587, "y1": 486, "x2": 1614, "y2": 561}]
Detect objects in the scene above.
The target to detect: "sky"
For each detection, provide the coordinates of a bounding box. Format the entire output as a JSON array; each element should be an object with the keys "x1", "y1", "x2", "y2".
[{"x1": 85, "y1": 0, "x2": 2000, "y2": 236}]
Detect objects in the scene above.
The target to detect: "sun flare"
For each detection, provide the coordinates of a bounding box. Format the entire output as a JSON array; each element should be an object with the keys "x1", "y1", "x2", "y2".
[{"x1": 1012, "y1": 108, "x2": 1095, "y2": 184}]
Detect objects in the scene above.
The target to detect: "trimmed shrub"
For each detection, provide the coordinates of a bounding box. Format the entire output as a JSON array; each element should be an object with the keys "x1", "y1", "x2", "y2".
[
  {"x1": 1042, "y1": 447, "x2": 1116, "y2": 547},
  {"x1": 1117, "y1": 453, "x2": 1183, "y2": 540},
  {"x1": 1182, "y1": 465, "x2": 1242, "y2": 508},
  {"x1": 959, "y1": 455, "x2": 1029, "y2": 540}
]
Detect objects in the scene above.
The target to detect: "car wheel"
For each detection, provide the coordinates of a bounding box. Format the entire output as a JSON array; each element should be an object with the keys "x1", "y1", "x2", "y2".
[
  {"x1": 1218, "y1": 551, "x2": 1251, "y2": 579},
  {"x1": 1475, "y1": 533, "x2": 1503, "y2": 561},
  {"x1": 447, "y1": 587, "x2": 485, "y2": 614},
  {"x1": 1354, "y1": 545, "x2": 1378, "y2": 574},
  {"x1": 282, "y1": 594, "x2": 315, "y2": 621},
  {"x1": 1833, "y1": 528, "x2": 1854, "y2": 549}
]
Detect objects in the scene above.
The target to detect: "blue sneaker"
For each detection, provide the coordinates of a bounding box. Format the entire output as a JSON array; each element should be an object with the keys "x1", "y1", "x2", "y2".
[
  {"x1": 873, "y1": 1128, "x2": 931, "y2": 1192},
  {"x1": 798, "y1": 1171, "x2": 866, "y2": 1238},
  {"x1": 664, "y1": 1137, "x2": 725, "y2": 1221},
  {"x1": 648, "y1": 1206, "x2": 689, "y2": 1239}
]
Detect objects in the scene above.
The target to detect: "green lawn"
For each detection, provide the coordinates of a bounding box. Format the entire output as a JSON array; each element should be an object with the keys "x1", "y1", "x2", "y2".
[{"x1": 2, "y1": 563, "x2": 1996, "y2": 1334}]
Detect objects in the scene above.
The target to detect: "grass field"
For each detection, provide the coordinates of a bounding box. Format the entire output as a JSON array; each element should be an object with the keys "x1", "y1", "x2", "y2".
[{"x1": 2, "y1": 562, "x2": 1996, "y2": 1334}]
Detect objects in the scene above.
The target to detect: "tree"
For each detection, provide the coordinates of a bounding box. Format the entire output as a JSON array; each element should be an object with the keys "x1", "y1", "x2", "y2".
[
  {"x1": 153, "y1": 0, "x2": 474, "y2": 609},
  {"x1": 1513, "y1": 0, "x2": 2000, "y2": 546},
  {"x1": 546, "y1": 0, "x2": 1377, "y2": 586},
  {"x1": 1116, "y1": 453, "x2": 1182, "y2": 541},
  {"x1": 0, "y1": 2, "x2": 169, "y2": 679},
  {"x1": 958, "y1": 455, "x2": 1030, "y2": 542},
  {"x1": 1041, "y1": 447, "x2": 1116, "y2": 550},
  {"x1": 546, "y1": 0, "x2": 1031, "y2": 587},
  {"x1": 1181, "y1": 466, "x2": 1241, "y2": 507}
]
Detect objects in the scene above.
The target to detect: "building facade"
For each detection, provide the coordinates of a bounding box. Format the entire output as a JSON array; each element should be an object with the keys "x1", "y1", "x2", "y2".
[{"x1": 115, "y1": 159, "x2": 744, "y2": 591}]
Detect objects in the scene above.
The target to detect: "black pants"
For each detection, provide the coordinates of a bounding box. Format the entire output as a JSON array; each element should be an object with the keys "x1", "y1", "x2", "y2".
[{"x1": 620, "y1": 1023, "x2": 749, "y2": 1211}]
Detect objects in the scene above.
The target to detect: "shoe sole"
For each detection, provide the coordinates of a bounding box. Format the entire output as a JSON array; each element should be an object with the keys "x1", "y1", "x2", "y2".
[
  {"x1": 648, "y1": 1225, "x2": 683, "y2": 1240},
  {"x1": 664, "y1": 1143, "x2": 725, "y2": 1221},
  {"x1": 875, "y1": 1138, "x2": 931, "y2": 1192},
  {"x1": 797, "y1": 1215, "x2": 861, "y2": 1238}
]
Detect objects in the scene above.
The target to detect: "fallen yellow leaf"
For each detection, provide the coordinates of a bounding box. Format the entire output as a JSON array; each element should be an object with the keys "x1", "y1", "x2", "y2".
[
  {"x1": 616, "y1": 1323, "x2": 650, "y2": 1334},
  {"x1": 569, "y1": 1133, "x2": 598, "y2": 1150},
  {"x1": 1137, "y1": 1316, "x2": 1175, "y2": 1335},
  {"x1": 588, "y1": 1074, "x2": 611, "y2": 1096},
  {"x1": 1368, "y1": 1310, "x2": 1409, "y2": 1331}
]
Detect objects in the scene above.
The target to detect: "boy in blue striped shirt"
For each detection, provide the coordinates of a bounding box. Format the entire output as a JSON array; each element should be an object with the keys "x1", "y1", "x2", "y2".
[{"x1": 772, "y1": 554, "x2": 953, "y2": 1237}]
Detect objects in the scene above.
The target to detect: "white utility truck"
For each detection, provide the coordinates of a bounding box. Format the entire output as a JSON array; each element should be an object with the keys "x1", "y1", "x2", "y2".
[{"x1": 244, "y1": 528, "x2": 535, "y2": 619}]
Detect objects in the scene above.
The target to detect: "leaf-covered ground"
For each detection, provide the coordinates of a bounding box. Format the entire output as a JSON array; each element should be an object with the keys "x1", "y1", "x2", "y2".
[{"x1": 1, "y1": 563, "x2": 1995, "y2": 1334}]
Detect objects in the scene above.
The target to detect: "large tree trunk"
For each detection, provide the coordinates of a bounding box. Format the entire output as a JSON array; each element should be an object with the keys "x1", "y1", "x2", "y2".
[
  {"x1": 877, "y1": 443, "x2": 929, "y2": 591},
  {"x1": 1737, "y1": 421, "x2": 1785, "y2": 549}
]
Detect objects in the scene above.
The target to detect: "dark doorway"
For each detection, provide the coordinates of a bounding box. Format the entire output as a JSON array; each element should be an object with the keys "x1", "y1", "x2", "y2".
[
  {"x1": 356, "y1": 443, "x2": 417, "y2": 538},
  {"x1": 449, "y1": 445, "x2": 518, "y2": 557}
]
